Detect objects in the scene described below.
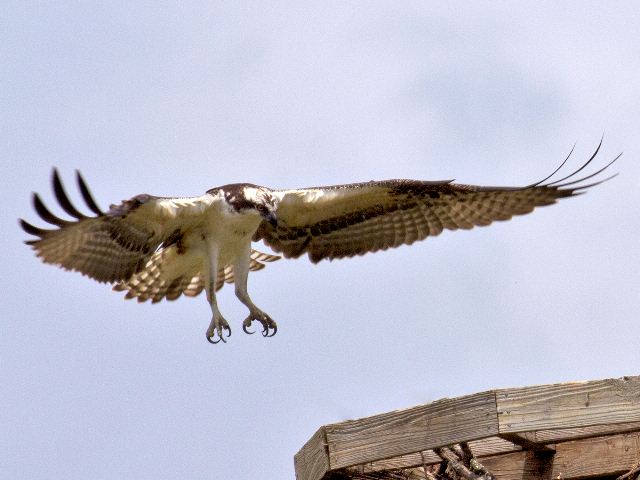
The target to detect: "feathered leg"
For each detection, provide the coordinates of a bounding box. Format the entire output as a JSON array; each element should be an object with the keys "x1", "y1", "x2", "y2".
[
  {"x1": 234, "y1": 243, "x2": 277, "y2": 337},
  {"x1": 204, "y1": 242, "x2": 231, "y2": 344}
]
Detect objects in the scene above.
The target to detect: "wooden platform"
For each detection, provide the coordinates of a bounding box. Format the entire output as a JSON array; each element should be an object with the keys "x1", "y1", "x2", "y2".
[{"x1": 295, "y1": 375, "x2": 640, "y2": 480}]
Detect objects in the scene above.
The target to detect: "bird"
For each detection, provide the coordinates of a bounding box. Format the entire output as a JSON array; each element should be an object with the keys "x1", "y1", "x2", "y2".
[{"x1": 20, "y1": 143, "x2": 618, "y2": 344}]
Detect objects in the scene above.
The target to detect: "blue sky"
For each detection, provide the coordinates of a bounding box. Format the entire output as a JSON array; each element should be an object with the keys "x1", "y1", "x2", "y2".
[{"x1": 2, "y1": 2, "x2": 639, "y2": 479}]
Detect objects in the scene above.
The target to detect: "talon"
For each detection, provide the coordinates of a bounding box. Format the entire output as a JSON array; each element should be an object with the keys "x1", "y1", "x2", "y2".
[
  {"x1": 207, "y1": 334, "x2": 223, "y2": 344},
  {"x1": 206, "y1": 316, "x2": 231, "y2": 344},
  {"x1": 206, "y1": 332, "x2": 224, "y2": 344},
  {"x1": 243, "y1": 311, "x2": 278, "y2": 338},
  {"x1": 206, "y1": 329, "x2": 228, "y2": 344},
  {"x1": 243, "y1": 322, "x2": 255, "y2": 335}
]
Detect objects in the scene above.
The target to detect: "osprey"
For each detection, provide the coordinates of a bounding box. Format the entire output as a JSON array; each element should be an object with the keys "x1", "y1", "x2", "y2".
[{"x1": 21, "y1": 144, "x2": 618, "y2": 344}]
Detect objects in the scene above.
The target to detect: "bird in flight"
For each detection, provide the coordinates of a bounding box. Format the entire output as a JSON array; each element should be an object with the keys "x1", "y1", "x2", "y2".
[{"x1": 20, "y1": 143, "x2": 618, "y2": 344}]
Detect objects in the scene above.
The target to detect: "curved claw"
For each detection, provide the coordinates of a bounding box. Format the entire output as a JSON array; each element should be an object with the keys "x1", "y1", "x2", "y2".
[
  {"x1": 207, "y1": 334, "x2": 225, "y2": 344},
  {"x1": 243, "y1": 311, "x2": 278, "y2": 338},
  {"x1": 259, "y1": 321, "x2": 277, "y2": 337},
  {"x1": 206, "y1": 324, "x2": 231, "y2": 344},
  {"x1": 243, "y1": 322, "x2": 256, "y2": 335}
]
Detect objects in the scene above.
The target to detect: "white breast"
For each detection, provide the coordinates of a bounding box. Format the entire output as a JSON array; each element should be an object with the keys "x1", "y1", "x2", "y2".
[{"x1": 200, "y1": 196, "x2": 263, "y2": 266}]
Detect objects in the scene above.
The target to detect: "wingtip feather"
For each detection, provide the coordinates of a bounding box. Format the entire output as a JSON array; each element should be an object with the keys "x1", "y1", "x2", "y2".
[
  {"x1": 51, "y1": 168, "x2": 87, "y2": 220},
  {"x1": 19, "y1": 217, "x2": 50, "y2": 237},
  {"x1": 76, "y1": 169, "x2": 104, "y2": 215},
  {"x1": 32, "y1": 192, "x2": 69, "y2": 227}
]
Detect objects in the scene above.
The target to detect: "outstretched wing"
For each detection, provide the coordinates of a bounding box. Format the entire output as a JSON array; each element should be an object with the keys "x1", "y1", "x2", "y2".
[
  {"x1": 20, "y1": 169, "x2": 213, "y2": 283},
  {"x1": 255, "y1": 145, "x2": 619, "y2": 263}
]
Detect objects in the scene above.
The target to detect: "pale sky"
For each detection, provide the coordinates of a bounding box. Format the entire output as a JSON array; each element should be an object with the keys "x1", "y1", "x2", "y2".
[{"x1": 2, "y1": 2, "x2": 639, "y2": 479}]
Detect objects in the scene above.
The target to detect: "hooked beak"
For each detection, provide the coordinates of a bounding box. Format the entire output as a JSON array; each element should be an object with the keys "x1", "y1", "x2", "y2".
[{"x1": 265, "y1": 212, "x2": 278, "y2": 227}]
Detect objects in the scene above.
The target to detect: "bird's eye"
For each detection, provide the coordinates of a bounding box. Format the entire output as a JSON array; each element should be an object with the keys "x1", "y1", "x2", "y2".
[{"x1": 257, "y1": 204, "x2": 267, "y2": 213}]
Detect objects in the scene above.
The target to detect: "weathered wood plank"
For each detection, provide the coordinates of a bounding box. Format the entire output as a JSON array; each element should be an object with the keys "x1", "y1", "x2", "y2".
[
  {"x1": 357, "y1": 433, "x2": 640, "y2": 480},
  {"x1": 324, "y1": 391, "x2": 499, "y2": 470},
  {"x1": 359, "y1": 436, "x2": 522, "y2": 473},
  {"x1": 295, "y1": 376, "x2": 640, "y2": 480},
  {"x1": 534, "y1": 420, "x2": 640, "y2": 443},
  {"x1": 551, "y1": 432, "x2": 640, "y2": 479},
  {"x1": 358, "y1": 424, "x2": 640, "y2": 475},
  {"x1": 497, "y1": 375, "x2": 640, "y2": 433},
  {"x1": 295, "y1": 427, "x2": 330, "y2": 480},
  {"x1": 481, "y1": 431, "x2": 640, "y2": 480},
  {"x1": 482, "y1": 451, "x2": 554, "y2": 480}
]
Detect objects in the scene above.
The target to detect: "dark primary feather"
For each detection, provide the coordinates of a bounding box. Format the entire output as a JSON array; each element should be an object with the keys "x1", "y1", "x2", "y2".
[
  {"x1": 21, "y1": 170, "x2": 282, "y2": 303},
  {"x1": 20, "y1": 169, "x2": 162, "y2": 283},
  {"x1": 255, "y1": 145, "x2": 620, "y2": 263}
]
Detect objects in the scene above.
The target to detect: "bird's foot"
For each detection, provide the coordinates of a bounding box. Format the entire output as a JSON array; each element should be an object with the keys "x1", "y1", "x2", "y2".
[
  {"x1": 242, "y1": 309, "x2": 278, "y2": 337},
  {"x1": 206, "y1": 314, "x2": 231, "y2": 344}
]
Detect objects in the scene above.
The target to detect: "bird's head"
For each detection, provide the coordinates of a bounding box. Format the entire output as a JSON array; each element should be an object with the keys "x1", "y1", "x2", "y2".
[{"x1": 216, "y1": 183, "x2": 279, "y2": 227}]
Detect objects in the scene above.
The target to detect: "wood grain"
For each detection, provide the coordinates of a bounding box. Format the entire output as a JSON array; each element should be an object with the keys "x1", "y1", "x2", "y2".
[
  {"x1": 482, "y1": 451, "x2": 554, "y2": 480},
  {"x1": 325, "y1": 391, "x2": 499, "y2": 469},
  {"x1": 294, "y1": 375, "x2": 640, "y2": 480},
  {"x1": 551, "y1": 432, "x2": 640, "y2": 479},
  {"x1": 496, "y1": 376, "x2": 640, "y2": 433},
  {"x1": 295, "y1": 427, "x2": 330, "y2": 480},
  {"x1": 534, "y1": 420, "x2": 640, "y2": 443}
]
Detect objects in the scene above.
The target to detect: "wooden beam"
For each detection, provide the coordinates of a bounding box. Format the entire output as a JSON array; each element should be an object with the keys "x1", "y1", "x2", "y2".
[
  {"x1": 295, "y1": 427, "x2": 330, "y2": 480},
  {"x1": 482, "y1": 451, "x2": 554, "y2": 480},
  {"x1": 324, "y1": 391, "x2": 499, "y2": 470},
  {"x1": 551, "y1": 432, "x2": 640, "y2": 479},
  {"x1": 481, "y1": 431, "x2": 640, "y2": 480},
  {"x1": 534, "y1": 420, "x2": 640, "y2": 443},
  {"x1": 349, "y1": 421, "x2": 640, "y2": 476},
  {"x1": 496, "y1": 375, "x2": 640, "y2": 433}
]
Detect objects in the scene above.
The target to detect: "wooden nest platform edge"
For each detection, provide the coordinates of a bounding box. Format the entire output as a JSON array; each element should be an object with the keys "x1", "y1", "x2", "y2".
[{"x1": 295, "y1": 375, "x2": 640, "y2": 480}]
